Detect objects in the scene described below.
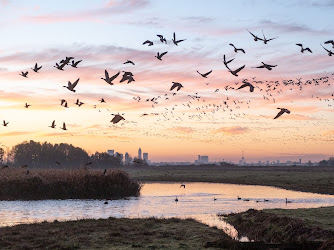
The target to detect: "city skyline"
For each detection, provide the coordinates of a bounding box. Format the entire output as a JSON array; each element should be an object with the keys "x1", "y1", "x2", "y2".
[{"x1": 0, "y1": 0, "x2": 334, "y2": 162}]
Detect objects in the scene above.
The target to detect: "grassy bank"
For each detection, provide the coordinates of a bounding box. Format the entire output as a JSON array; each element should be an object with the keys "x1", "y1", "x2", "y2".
[
  {"x1": 0, "y1": 169, "x2": 141, "y2": 200},
  {"x1": 126, "y1": 165, "x2": 334, "y2": 195},
  {"x1": 0, "y1": 217, "x2": 236, "y2": 249},
  {"x1": 223, "y1": 207, "x2": 334, "y2": 249}
]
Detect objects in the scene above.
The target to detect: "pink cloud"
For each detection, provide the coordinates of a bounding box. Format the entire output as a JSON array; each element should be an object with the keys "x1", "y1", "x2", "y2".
[{"x1": 212, "y1": 126, "x2": 249, "y2": 135}]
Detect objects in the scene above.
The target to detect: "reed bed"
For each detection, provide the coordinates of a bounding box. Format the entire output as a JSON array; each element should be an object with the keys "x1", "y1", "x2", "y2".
[{"x1": 0, "y1": 168, "x2": 141, "y2": 200}]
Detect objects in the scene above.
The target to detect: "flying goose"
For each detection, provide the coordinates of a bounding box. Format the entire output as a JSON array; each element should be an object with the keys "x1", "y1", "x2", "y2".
[
  {"x1": 237, "y1": 81, "x2": 254, "y2": 92},
  {"x1": 324, "y1": 40, "x2": 334, "y2": 48},
  {"x1": 253, "y1": 62, "x2": 277, "y2": 70},
  {"x1": 61, "y1": 122, "x2": 67, "y2": 130},
  {"x1": 155, "y1": 51, "x2": 168, "y2": 60},
  {"x1": 2, "y1": 120, "x2": 8, "y2": 127},
  {"x1": 63, "y1": 78, "x2": 79, "y2": 92},
  {"x1": 31, "y1": 63, "x2": 42, "y2": 72},
  {"x1": 321, "y1": 44, "x2": 334, "y2": 56},
  {"x1": 229, "y1": 43, "x2": 245, "y2": 53},
  {"x1": 49, "y1": 120, "x2": 56, "y2": 128},
  {"x1": 197, "y1": 70, "x2": 212, "y2": 78},
  {"x1": 172, "y1": 32, "x2": 186, "y2": 45},
  {"x1": 247, "y1": 29, "x2": 263, "y2": 41},
  {"x1": 123, "y1": 60, "x2": 135, "y2": 65},
  {"x1": 101, "y1": 70, "x2": 120, "y2": 85},
  {"x1": 274, "y1": 108, "x2": 290, "y2": 119},
  {"x1": 111, "y1": 114, "x2": 125, "y2": 124},
  {"x1": 157, "y1": 34, "x2": 167, "y2": 43},
  {"x1": 228, "y1": 65, "x2": 245, "y2": 77},
  {"x1": 19, "y1": 71, "x2": 28, "y2": 78},
  {"x1": 296, "y1": 44, "x2": 312, "y2": 53},
  {"x1": 170, "y1": 82, "x2": 183, "y2": 91},
  {"x1": 71, "y1": 60, "x2": 82, "y2": 68},
  {"x1": 143, "y1": 40, "x2": 153, "y2": 46}
]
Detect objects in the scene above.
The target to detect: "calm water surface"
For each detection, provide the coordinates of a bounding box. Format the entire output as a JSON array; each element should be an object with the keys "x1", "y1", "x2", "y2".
[{"x1": 1, "y1": 182, "x2": 334, "y2": 238}]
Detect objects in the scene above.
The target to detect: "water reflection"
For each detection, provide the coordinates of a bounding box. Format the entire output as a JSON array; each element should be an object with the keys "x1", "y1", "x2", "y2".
[{"x1": 0, "y1": 182, "x2": 333, "y2": 239}]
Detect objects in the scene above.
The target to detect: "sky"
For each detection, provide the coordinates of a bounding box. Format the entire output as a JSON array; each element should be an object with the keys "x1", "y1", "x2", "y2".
[{"x1": 0, "y1": 0, "x2": 334, "y2": 163}]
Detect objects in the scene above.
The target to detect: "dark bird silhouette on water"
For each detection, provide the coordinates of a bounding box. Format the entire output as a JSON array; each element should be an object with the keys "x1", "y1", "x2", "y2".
[
  {"x1": 296, "y1": 44, "x2": 312, "y2": 53},
  {"x1": 111, "y1": 114, "x2": 125, "y2": 124},
  {"x1": 64, "y1": 78, "x2": 79, "y2": 92},
  {"x1": 197, "y1": 70, "x2": 212, "y2": 78},
  {"x1": 155, "y1": 51, "x2": 168, "y2": 60},
  {"x1": 101, "y1": 70, "x2": 120, "y2": 85},
  {"x1": 143, "y1": 40, "x2": 153, "y2": 46},
  {"x1": 321, "y1": 44, "x2": 334, "y2": 56},
  {"x1": 180, "y1": 184, "x2": 185, "y2": 188},
  {"x1": 253, "y1": 62, "x2": 277, "y2": 70},
  {"x1": 20, "y1": 71, "x2": 28, "y2": 78},
  {"x1": 274, "y1": 108, "x2": 290, "y2": 119},
  {"x1": 31, "y1": 63, "x2": 42, "y2": 72},
  {"x1": 172, "y1": 32, "x2": 186, "y2": 45},
  {"x1": 123, "y1": 60, "x2": 135, "y2": 65},
  {"x1": 55, "y1": 161, "x2": 61, "y2": 165},
  {"x1": 237, "y1": 81, "x2": 254, "y2": 92},
  {"x1": 102, "y1": 169, "x2": 107, "y2": 176},
  {"x1": 71, "y1": 60, "x2": 82, "y2": 68},
  {"x1": 170, "y1": 82, "x2": 183, "y2": 91},
  {"x1": 49, "y1": 120, "x2": 56, "y2": 128},
  {"x1": 229, "y1": 43, "x2": 245, "y2": 53},
  {"x1": 175, "y1": 196, "x2": 178, "y2": 202}
]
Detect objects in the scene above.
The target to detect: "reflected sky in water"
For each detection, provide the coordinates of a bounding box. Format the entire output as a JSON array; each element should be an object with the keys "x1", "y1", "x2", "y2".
[{"x1": 1, "y1": 182, "x2": 333, "y2": 239}]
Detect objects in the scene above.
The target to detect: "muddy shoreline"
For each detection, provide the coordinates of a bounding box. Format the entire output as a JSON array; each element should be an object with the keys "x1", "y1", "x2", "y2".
[{"x1": 222, "y1": 208, "x2": 334, "y2": 249}]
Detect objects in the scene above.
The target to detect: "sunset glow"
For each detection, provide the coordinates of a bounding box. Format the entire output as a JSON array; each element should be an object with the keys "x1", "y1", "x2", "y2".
[{"x1": 1, "y1": 0, "x2": 334, "y2": 162}]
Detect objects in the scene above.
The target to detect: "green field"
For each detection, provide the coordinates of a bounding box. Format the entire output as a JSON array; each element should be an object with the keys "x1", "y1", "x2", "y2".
[{"x1": 125, "y1": 165, "x2": 334, "y2": 195}]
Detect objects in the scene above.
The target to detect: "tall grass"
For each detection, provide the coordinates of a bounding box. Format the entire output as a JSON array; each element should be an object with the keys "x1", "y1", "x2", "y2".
[{"x1": 0, "y1": 168, "x2": 141, "y2": 200}]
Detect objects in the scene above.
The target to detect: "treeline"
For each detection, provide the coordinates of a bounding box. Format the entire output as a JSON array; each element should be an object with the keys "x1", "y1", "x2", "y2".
[{"x1": 2, "y1": 140, "x2": 127, "y2": 169}]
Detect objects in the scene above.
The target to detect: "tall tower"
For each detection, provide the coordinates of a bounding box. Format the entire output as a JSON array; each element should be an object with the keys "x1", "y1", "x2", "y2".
[{"x1": 138, "y1": 148, "x2": 142, "y2": 160}]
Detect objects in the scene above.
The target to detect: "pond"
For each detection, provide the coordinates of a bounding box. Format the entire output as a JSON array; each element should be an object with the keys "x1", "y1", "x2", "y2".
[{"x1": 1, "y1": 182, "x2": 333, "y2": 239}]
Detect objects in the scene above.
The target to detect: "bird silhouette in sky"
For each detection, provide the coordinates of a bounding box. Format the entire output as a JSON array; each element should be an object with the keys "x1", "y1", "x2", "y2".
[
  {"x1": 111, "y1": 114, "x2": 125, "y2": 124},
  {"x1": 237, "y1": 81, "x2": 254, "y2": 92},
  {"x1": 19, "y1": 71, "x2": 28, "y2": 78},
  {"x1": 64, "y1": 78, "x2": 79, "y2": 92},
  {"x1": 172, "y1": 32, "x2": 186, "y2": 45},
  {"x1": 296, "y1": 44, "x2": 312, "y2": 53},
  {"x1": 71, "y1": 60, "x2": 82, "y2": 68},
  {"x1": 101, "y1": 70, "x2": 120, "y2": 85},
  {"x1": 197, "y1": 70, "x2": 212, "y2": 78},
  {"x1": 31, "y1": 63, "x2": 42, "y2": 72},
  {"x1": 274, "y1": 108, "x2": 291, "y2": 119},
  {"x1": 229, "y1": 43, "x2": 245, "y2": 53},
  {"x1": 170, "y1": 82, "x2": 183, "y2": 91},
  {"x1": 155, "y1": 51, "x2": 168, "y2": 60}
]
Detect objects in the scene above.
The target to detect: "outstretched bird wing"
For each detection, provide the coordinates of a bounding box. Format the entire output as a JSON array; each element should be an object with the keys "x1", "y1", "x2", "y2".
[{"x1": 274, "y1": 109, "x2": 285, "y2": 119}]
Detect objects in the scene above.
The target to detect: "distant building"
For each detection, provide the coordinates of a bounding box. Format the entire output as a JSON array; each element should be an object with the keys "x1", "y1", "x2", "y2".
[
  {"x1": 143, "y1": 153, "x2": 148, "y2": 161},
  {"x1": 200, "y1": 156, "x2": 209, "y2": 164},
  {"x1": 196, "y1": 155, "x2": 209, "y2": 164},
  {"x1": 138, "y1": 148, "x2": 142, "y2": 160},
  {"x1": 125, "y1": 152, "x2": 129, "y2": 161},
  {"x1": 107, "y1": 150, "x2": 114, "y2": 156},
  {"x1": 116, "y1": 152, "x2": 123, "y2": 161}
]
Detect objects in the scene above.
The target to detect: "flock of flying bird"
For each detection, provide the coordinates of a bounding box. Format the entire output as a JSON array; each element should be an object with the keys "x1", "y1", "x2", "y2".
[{"x1": 2, "y1": 30, "x2": 334, "y2": 134}]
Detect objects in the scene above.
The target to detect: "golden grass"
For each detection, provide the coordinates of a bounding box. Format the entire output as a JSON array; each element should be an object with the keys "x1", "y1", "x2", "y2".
[{"x1": 0, "y1": 168, "x2": 141, "y2": 200}]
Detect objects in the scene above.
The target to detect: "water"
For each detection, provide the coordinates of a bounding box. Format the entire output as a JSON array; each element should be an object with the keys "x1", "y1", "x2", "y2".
[{"x1": 1, "y1": 182, "x2": 334, "y2": 239}]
